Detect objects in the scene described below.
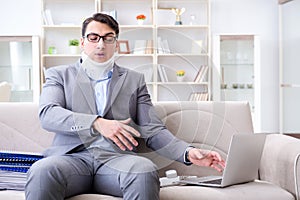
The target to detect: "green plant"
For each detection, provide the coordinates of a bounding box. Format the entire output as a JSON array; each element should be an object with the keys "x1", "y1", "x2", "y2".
[
  {"x1": 176, "y1": 70, "x2": 185, "y2": 76},
  {"x1": 69, "y1": 39, "x2": 79, "y2": 46}
]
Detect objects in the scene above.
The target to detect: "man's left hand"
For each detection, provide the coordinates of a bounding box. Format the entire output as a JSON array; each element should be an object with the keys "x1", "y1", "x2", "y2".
[{"x1": 188, "y1": 148, "x2": 226, "y2": 172}]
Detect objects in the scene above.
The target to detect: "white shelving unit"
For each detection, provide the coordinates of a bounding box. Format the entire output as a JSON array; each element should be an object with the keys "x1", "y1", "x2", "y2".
[
  {"x1": 41, "y1": 0, "x2": 211, "y2": 102},
  {"x1": 0, "y1": 36, "x2": 40, "y2": 102},
  {"x1": 212, "y1": 34, "x2": 261, "y2": 132}
]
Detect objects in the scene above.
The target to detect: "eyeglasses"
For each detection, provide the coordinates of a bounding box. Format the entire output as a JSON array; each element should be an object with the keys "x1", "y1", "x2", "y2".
[{"x1": 84, "y1": 33, "x2": 117, "y2": 44}]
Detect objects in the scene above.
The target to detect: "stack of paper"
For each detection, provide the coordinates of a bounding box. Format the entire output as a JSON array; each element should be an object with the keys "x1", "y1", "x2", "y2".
[
  {"x1": 0, "y1": 151, "x2": 43, "y2": 191},
  {"x1": 0, "y1": 170, "x2": 27, "y2": 191}
]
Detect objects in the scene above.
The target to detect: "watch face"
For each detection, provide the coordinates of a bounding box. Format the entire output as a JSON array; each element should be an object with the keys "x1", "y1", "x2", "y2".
[{"x1": 185, "y1": 146, "x2": 195, "y2": 165}]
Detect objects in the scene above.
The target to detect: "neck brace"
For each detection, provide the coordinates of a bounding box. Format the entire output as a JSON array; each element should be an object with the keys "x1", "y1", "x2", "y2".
[{"x1": 81, "y1": 52, "x2": 115, "y2": 80}]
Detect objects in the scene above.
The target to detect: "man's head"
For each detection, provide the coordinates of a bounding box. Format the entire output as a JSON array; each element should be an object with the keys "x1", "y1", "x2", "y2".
[{"x1": 81, "y1": 13, "x2": 119, "y2": 63}]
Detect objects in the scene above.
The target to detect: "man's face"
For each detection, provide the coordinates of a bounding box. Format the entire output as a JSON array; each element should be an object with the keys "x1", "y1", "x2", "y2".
[{"x1": 81, "y1": 20, "x2": 119, "y2": 63}]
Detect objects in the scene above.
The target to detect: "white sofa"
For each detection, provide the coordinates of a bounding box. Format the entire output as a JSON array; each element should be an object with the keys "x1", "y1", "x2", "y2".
[{"x1": 0, "y1": 101, "x2": 299, "y2": 200}]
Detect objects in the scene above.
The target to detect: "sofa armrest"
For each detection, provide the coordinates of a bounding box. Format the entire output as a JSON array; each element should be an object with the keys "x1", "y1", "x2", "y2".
[{"x1": 259, "y1": 133, "x2": 300, "y2": 199}]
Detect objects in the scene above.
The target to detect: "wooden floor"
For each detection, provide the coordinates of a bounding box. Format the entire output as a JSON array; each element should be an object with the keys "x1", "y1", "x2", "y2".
[{"x1": 285, "y1": 134, "x2": 300, "y2": 139}]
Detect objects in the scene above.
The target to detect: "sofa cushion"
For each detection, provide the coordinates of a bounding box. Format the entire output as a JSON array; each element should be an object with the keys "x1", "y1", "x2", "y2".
[
  {"x1": 0, "y1": 191, "x2": 122, "y2": 200},
  {"x1": 67, "y1": 194, "x2": 122, "y2": 200},
  {"x1": 1, "y1": 181, "x2": 294, "y2": 200},
  {"x1": 0, "y1": 190, "x2": 25, "y2": 199},
  {"x1": 160, "y1": 181, "x2": 294, "y2": 200},
  {"x1": 0, "y1": 102, "x2": 53, "y2": 153}
]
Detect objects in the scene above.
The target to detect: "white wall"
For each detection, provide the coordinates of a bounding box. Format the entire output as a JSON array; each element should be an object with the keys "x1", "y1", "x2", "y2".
[
  {"x1": 211, "y1": 0, "x2": 280, "y2": 133},
  {"x1": 0, "y1": 0, "x2": 41, "y2": 36}
]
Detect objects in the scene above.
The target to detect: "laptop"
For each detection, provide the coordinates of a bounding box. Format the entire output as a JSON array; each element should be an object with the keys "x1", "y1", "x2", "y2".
[{"x1": 178, "y1": 134, "x2": 266, "y2": 188}]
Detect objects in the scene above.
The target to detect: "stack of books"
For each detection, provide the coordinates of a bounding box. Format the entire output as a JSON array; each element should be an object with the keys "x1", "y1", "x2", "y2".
[
  {"x1": 0, "y1": 151, "x2": 43, "y2": 191},
  {"x1": 189, "y1": 92, "x2": 209, "y2": 101}
]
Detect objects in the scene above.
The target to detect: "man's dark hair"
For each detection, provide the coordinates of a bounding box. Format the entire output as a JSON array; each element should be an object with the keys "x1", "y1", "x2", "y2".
[{"x1": 82, "y1": 13, "x2": 119, "y2": 38}]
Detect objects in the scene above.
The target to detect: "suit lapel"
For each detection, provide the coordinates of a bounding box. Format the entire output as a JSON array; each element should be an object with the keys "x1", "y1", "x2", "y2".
[
  {"x1": 74, "y1": 64, "x2": 97, "y2": 114},
  {"x1": 103, "y1": 64, "x2": 127, "y2": 116}
]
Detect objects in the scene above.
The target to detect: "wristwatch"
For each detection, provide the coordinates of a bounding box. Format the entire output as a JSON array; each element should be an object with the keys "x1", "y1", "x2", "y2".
[
  {"x1": 90, "y1": 116, "x2": 101, "y2": 137},
  {"x1": 184, "y1": 146, "x2": 195, "y2": 165}
]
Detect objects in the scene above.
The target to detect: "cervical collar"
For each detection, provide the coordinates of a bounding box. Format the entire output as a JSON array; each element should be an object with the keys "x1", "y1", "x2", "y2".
[{"x1": 81, "y1": 52, "x2": 115, "y2": 80}]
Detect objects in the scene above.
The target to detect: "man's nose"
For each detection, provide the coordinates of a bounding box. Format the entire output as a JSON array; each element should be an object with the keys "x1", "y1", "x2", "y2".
[{"x1": 96, "y1": 38, "x2": 104, "y2": 49}]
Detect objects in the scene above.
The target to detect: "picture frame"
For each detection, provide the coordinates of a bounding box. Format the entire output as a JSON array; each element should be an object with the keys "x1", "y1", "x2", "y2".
[{"x1": 118, "y1": 40, "x2": 130, "y2": 54}]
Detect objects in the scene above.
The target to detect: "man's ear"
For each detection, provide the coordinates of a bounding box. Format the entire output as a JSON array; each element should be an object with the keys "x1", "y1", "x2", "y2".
[
  {"x1": 80, "y1": 37, "x2": 85, "y2": 48},
  {"x1": 115, "y1": 40, "x2": 119, "y2": 52}
]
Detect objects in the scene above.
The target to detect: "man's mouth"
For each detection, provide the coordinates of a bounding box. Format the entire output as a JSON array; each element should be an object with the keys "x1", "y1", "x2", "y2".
[{"x1": 95, "y1": 52, "x2": 105, "y2": 57}]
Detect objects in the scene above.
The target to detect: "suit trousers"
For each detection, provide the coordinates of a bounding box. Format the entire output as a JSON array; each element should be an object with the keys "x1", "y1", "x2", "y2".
[{"x1": 25, "y1": 148, "x2": 160, "y2": 200}]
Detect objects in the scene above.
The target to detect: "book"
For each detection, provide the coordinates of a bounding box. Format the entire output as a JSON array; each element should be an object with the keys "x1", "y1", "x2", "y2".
[
  {"x1": 145, "y1": 40, "x2": 153, "y2": 54},
  {"x1": 0, "y1": 165, "x2": 30, "y2": 173},
  {"x1": 194, "y1": 65, "x2": 208, "y2": 83},
  {"x1": 161, "y1": 65, "x2": 169, "y2": 82},
  {"x1": 44, "y1": 9, "x2": 54, "y2": 25},
  {"x1": 0, "y1": 151, "x2": 43, "y2": 162},
  {"x1": 42, "y1": 11, "x2": 49, "y2": 25},
  {"x1": 157, "y1": 37, "x2": 164, "y2": 54},
  {"x1": 157, "y1": 64, "x2": 165, "y2": 82},
  {"x1": 0, "y1": 151, "x2": 43, "y2": 173},
  {"x1": 161, "y1": 39, "x2": 170, "y2": 54},
  {"x1": 157, "y1": 64, "x2": 169, "y2": 82},
  {"x1": 189, "y1": 92, "x2": 209, "y2": 101}
]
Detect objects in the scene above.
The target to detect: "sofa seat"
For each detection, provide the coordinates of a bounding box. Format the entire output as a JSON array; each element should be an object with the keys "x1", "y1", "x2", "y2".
[
  {"x1": 0, "y1": 192, "x2": 122, "y2": 200},
  {"x1": 1, "y1": 181, "x2": 292, "y2": 200},
  {"x1": 159, "y1": 181, "x2": 294, "y2": 200}
]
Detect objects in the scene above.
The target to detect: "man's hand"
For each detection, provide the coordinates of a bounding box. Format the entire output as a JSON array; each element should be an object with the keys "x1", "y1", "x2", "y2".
[
  {"x1": 93, "y1": 118, "x2": 140, "y2": 151},
  {"x1": 188, "y1": 148, "x2": 226, "y2": 172}
]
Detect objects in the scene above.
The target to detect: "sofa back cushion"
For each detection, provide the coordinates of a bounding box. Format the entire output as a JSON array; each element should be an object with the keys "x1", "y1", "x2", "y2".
[{"x1": 0, "y1": 103, "x2": 54, "y2": 153}]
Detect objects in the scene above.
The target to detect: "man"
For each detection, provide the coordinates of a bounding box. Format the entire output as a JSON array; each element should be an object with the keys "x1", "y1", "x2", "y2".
[{"x1": 25, "y1": 13, "x2": 225, "y2": 200}]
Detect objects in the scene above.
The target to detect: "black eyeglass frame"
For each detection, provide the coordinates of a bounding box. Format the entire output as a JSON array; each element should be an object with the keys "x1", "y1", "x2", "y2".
[{"x1": 84, "y1": 33, "x2": 117, "y2": 44}]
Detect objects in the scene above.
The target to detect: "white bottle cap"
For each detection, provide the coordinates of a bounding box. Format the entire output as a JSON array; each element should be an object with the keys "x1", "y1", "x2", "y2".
[{"x1": 165, "y1": 170, "x2": 177, "y2": 178}]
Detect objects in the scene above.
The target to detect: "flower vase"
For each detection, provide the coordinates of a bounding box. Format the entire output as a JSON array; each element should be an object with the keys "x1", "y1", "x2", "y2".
[
  {"x1": 69, "y1": 46, "x2": 79, "y2": 54},
  {"x1": 137, "y1": 19, "x2": 144, "y2": 25},
  {"x1": 177, "y1": 76, "x2": 184, "y2": 82}
]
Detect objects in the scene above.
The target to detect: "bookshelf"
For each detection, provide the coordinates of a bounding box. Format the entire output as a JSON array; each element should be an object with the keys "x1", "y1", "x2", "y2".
[{"x1": 41, "y1": 0, "x2": 211, "y2": 102}]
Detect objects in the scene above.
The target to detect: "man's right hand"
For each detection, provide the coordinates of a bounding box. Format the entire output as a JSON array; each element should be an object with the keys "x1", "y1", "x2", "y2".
[{"x1": 93, "y1": 118, "x2": 140, "y2": 151}]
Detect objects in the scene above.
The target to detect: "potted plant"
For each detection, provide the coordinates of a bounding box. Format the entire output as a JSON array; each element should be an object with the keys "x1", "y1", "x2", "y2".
[
  {"x1": 176, "y1": 70, "x2": 185, "y2": 82},
  {"x1": 136, "y1": 14, "x2": 146, "y2": 25},
  {"x1": 69, "y1": 39, "x2": 79, "y2": 54}
]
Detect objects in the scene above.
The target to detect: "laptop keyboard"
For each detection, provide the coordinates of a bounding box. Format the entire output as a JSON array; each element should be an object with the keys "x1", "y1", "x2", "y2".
[{"x1": 201, "y1": 178, "x2": 222, "y2": 185}]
